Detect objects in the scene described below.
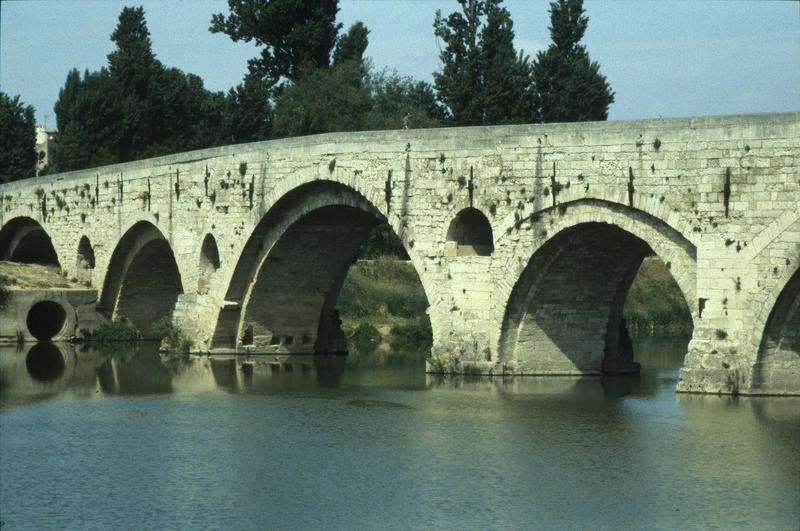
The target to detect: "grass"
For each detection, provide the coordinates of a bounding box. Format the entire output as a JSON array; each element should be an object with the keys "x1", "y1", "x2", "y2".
[
  {"x1": 0, "y1": 261, "x2": 81, "y2": 289},
  {"x1": 623, "y1": 256, "x2": 693, "y2": 336},
  {"x1": 337, "y1": 257, "x2": 432, "y2": 356}
]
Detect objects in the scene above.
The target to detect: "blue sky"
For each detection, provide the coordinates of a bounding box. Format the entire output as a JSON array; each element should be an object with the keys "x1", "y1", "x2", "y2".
[{"x1": 1, "y1": 0, "x2": 798, "y2": 127}]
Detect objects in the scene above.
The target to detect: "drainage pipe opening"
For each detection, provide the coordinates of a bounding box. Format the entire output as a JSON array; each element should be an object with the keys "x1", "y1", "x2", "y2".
[{"x1": 27, "y1": 300, "x2": 67, "y2": 340}]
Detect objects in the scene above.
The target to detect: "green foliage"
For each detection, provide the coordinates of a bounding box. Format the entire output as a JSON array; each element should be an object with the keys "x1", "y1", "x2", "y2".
[
  {"x1": 210, "y1": 0, "x2": 341, "y2": 89},
  {"x1": 333, "y1": 22, "x2": 369, "y2": 66},
  {"x1": 222, "y1": 73, "x2": 272, "y2": 143},
  {"x1": 0, "y1": 92, "x2": 37, "y2": 183},
  {"x1": 151, "y1": 316, "x2": 193, "y2": 353},
  {"x1": 623, "y1": 257, "x2": 693, "y2": 336},
  {"x1": 391, "y1": 317, "x2": 433, "y2": 353},
  {"x1": 337, "y1": 257, "x2": 428, "y2": 320},
  {"x1": 350, "y1": 323, "x2": 381, "y2": 355},
  {"x1": 433, "y1": 0, "x2": 534, "y2": 125},
  {"x1": 93, "y1": 321, "x2": 141, "y2": 343},
  {"x1": 366, "y1": 69, "x2": 443, "y2": 130},
  {"x1": 272, "y1": 59, "x2": 372, "y2": 137},
  {"x1": 530, "y1": 0, "x2": 614, "y2": 122},
  {"x1": 53, "y1": 7, "x2": 228, "y2": 172}
]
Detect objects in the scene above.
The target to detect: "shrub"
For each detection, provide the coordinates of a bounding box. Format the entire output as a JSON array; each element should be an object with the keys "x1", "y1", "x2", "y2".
[
  {"x1": 391, "y1": 317, "x2": 432, "y2": 353},
  {"x1": 93, "y1": 321, "x2": 141, "y2": 343},
  {"x1": 151, "y1": 316, "x2": 193, "y2": 353}
]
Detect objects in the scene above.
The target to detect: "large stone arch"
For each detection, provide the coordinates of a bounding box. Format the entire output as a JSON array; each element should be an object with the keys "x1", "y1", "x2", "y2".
[
  {"x1": 0, "y1": 216, "x2": 61, "y2": 266},
  {"x1": 210, "y1": 179, "x2": 435, "y2": 353},
  {"x1": 99, "y1": 220, "x2": 183, "y2": 337},
  {"x1": 749, "y1": 265, "x2": 800, "y2": 394},
  {"x1": 495, "y1": 198, "x2": 696, "y2": 375}
]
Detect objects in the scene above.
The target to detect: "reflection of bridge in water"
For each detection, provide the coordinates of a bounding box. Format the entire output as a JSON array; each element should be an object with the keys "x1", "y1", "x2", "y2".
[{"x1": 1, "y1": 113, "x2": 798, "y2": 395}]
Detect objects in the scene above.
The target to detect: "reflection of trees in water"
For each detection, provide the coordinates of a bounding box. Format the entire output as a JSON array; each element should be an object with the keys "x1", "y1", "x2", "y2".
[{"x1": 96, "y1": 343, "x2": 174, "y2": 395}]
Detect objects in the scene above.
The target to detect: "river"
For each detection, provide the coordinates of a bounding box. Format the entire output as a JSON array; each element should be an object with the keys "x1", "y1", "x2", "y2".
[{"x1": 1, "y1": 337, "x2": 798, "y2": 530}]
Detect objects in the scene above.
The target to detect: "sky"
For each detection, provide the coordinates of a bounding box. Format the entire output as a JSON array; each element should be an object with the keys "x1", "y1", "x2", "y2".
[{"x1": 1, "y1": 0, "x2": 798, "y2": 128}]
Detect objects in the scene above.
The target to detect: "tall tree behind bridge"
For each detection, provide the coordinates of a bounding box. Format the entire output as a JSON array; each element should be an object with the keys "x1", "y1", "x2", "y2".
[
  {"x1": 53, "y1": 7, "x2": 227, "y2": 172},
  {"x1": 531, "y1": 0, "x2": 614, "y2": 122},
  {"x1": 0, "y1": 92, "x2": 37, "y2": 183},
  {"x1": 433, "y1": 0, "x2": 534, "y2": 126},
  {"x1": 210, "y1": 0, "x2": 341, "y2": 93}
]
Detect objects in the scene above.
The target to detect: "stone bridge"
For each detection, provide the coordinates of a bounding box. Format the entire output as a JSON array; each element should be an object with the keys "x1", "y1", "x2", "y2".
[{"x1": 1, "y1": 113, "x2": 798, "y2": 395}]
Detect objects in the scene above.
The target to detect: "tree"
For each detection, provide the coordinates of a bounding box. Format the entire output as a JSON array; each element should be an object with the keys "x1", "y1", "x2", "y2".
[
  {"x1": 53, "y1": 7, "x2": 229, "y2": 171},
  {"x1": 333, "y1": 22, "x2": 369, "y2": 66},
  {"x1": 479, "y1": 1, "x2": 535, "y2": 124},
  {"x1": 367, "y1": 70, "x2": 443, "y2": 130},
  {"x1": 210, "y1": 0, "x2": 341, "y2": 90},
  {"x1": 223, "y1": 73, "x2": 273, "y2": 143},
  {"x1": 433, "y1": 0, "x2": 533, "y2": 126},
  {"x1": 272, "y1": 59, "x2": 371, "y2": 138},
  {"x1": 531, "y1": 0, "x2": 614, "y2": 122},
  {"x1": 0, "y1": 93, "x2": 36, "y2": 183}
]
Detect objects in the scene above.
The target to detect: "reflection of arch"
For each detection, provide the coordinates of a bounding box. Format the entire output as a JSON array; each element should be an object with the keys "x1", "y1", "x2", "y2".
[
  {"x1": 0, "y1": 217, "x2": 60, "y2": 266},
  {"x1": 99, "y1": 221, "x2": 183, "y2": 337},
  {"x1": 751, "y1": 267, "x2": 800, "y2": 394},
  {"x1": 197, "y1": 234, "x2": 220, "y2": 295},
  {"x1": 498, "y1": 200, "x2": 695, "y2": 375},
  {"x1": 211, "y1": 180, "x2": 432, "y2": 353},
  {"x1": 446, "y1": 207, "x2": 494, "y2": 256}
]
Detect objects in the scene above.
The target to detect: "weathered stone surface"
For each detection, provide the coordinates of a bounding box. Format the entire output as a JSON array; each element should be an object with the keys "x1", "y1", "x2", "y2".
[{"x1": 1, "y1": 112, "x2": 798, "y2": 394}]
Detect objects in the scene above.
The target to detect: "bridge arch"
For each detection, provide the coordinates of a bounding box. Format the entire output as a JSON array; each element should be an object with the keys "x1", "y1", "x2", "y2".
[
  {"x1": 99, "y1": 220, "x2": 183, "y2": 337},
  {"x1": 211, "y1": 179, "x2": 434, "y2": 353},
  {"x1": 446, "y1": 207, "x2": 494, "y2": 256},
  {"x1": 0, "y1": 217, "x2": 60, "y2": 266},
  {"x1": 749, "y1": 264, "x2": 800, "y2": 394},
  {"x1": 496, "y1": 198, "x2": 696, "y2": 374}
]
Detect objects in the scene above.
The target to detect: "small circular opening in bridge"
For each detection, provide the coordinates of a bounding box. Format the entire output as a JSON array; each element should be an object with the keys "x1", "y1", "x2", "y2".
[
  {"x1": 26, "y1": 300, "x2": 67, "y2": 340},
  {"x1": 26, "y1": 342, "x2": 66, "y2": 382}
]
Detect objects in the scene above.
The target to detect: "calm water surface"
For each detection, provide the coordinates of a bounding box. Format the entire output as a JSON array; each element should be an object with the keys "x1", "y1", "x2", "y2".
[{"x1": 1, "y1": 338, "x2": 798, "y2": 530}]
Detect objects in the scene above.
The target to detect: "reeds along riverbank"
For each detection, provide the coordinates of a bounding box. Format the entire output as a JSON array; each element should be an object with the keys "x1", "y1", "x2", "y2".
[{"x1": 336, "y1": 255, "x2": 693, "y2": 356}]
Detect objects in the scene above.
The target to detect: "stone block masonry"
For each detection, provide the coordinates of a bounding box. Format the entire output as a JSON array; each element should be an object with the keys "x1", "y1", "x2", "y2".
[{"x1": 1, "y1": 112, "x2": 798, "y2": 395}]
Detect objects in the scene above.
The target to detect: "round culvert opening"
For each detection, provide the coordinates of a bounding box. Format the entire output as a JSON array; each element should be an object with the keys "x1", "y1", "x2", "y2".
[
  {"x1": 26, "y1": 300, "x2": 67, "y2": 340},
  {"x1": 26, "y1": 342, "x2": 66, "y2": 382}
]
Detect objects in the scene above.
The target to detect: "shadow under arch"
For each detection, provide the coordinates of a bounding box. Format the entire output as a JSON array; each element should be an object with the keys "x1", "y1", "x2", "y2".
[
  {"x1": 751, "y1": 266, "x2": 800, "y2": 394},
  {"x1": 0, "y1": 216, "x2": 60, "y2": 266},
  {"x1": 446, "y1": 207, "x2": 494, "y2": 256},
  {"x1": 99, "y1": 221, "x2": 183, "y2": 337},
  {"x1": 211, "y1": 180, "x2": 433, "y2": 353},
  {"x1": 198, "y1": 233, "x2": 221, "y2": 295},
  {"x1": 498, "y1": 199, "x2": 696, "y2": 375}
]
